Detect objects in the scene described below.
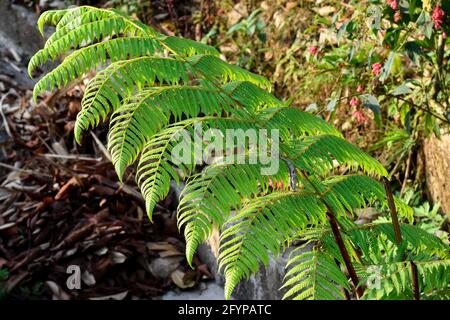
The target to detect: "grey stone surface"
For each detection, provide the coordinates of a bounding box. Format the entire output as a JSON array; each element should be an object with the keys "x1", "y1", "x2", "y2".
[
  {"x1": 233, "y1": 251, "x2": 292, "y2": 300},
  {"x1": 0, "y1": 2, "x2": 46, "y2": 90},
  {"x1": 198, "y1": 235, "x2": 304, "y2": 300},
  {"x1": 0, "y1": 2, "x2": 43, "y2": 57}
]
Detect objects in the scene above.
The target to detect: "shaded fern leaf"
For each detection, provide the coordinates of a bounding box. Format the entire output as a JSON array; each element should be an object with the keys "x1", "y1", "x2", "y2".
[
  {"x1": 373, "y1": 223, "x2": 449, "y2": 256},
  {"x1": 219, "y1": 192, "x2": 328, "y2": 299},
  {"x1": 282, "y1": 249, "x2": 350, "y2": 300},
  {"x1": 261, "y1": 107, "x2": 342, "y2": 138},
  {"x1": 361, "y1": 259, "x2": 450, "y2": 300},
  {"x1": 322, "y1": 175, "x2": 413, "y2": 221},
  {"x1": 422, "y1": 289, "x2": 450, "y2": 300},
  {"x1": 188, "y1": 55, "x2": 271, "y2": 90},
  {"x1": 282, "y1": 135, "x2": 388, "y2": 177},
  {"x1": 162, "y1": 36, "x2": 219, "y2": 57},
  {"x1": 417, "y1": 259, "x2": 450, "y2": 294}
]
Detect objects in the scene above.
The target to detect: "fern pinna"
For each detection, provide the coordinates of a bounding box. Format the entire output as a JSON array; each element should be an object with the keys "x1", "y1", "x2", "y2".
[{"x1": 29, "y1": 6, "x2": 449, "y2": 300}]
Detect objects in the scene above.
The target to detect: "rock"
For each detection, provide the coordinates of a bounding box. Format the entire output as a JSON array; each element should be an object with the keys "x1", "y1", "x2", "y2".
[
  {"x1": 0, "y1": 2, "x2": 44, "y2": 89},
  {"x1": 233, "y1": 250, "x2": 293, "y2": 300},
  {"x1": 39, "y1": 0, "x2": 66, "y2": 10},
  {"x1": 0, "y1": 2, "x2": 43, "y2": 58},
  {"x1": 149, "y1": 256, "x2": 183, "y2": 279},
  {"x1": 197, "y1": 227, "x2": 307, "y2": 300}
]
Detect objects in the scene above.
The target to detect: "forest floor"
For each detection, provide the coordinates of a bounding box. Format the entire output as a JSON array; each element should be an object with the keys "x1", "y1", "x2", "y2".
[{"x1": 0, "y1": 1, "x2": 219, "y2": 300}]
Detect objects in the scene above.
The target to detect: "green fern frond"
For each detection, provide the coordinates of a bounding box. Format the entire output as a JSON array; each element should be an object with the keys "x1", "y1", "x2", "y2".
[
  {"x1": 373, "y1": 224, "x2": 449, "y2": 256},
  {"x1": 75, "y1": 56, "x2": 267, "y2": 143},
  {"x1": 45, "y1": 9, "x2": 115, "y2": 45},
  {"x1": 218, "y1": 192, "x2": 327, "y2": 299},
  {"x1": 137, "y1": 117, "x2": 260, "y2": 220},
  {"x1": 282, "y1": 135, "x2": 388, "y2": 177},
  {"x1": 287, "y1": 222, "x2": 449, "y2": 300},
  {"x1": 188, "y1": 55, "x2": 271, "y2": 90},
  {"x1": 34, "y1": 16, "x2": 131, "y2": 68},
  {"x1": 32, "y1": 37, "x2": 162, "y2": 101},
  {"x1": 162, "y1": 36, "x2": 219, "y2": 57},
  {"x1": 31, "y1": 35, "x2": 221, "y2": 101},
  {"x1": 107, "y1": 85, "x2": 235, "y2": 178},
  {"x1": 361, "y1": 259, "x2": 450, "y2": 299},
  {"x1": 322, "y1": 175, "x2": 413, "y2": 221},
  {"x1": 107, "y1": 82, "x2": 276, "y2": 179},
  {"x1": 30, "y1": 8, "x2": 220, "y2": 100},
  {"x1": 222, "y1": 81, "x2": 280, "y2": 112},
  {"x1": 417, "y1": 259, "x2": 450, "y2": 294},
  {"x1": 56, "y1": 7, "x2": 102, "y2": 31},
  {"x1": 311, "y1": 221, "x2": 449, "y2": 263},
  {"x1": 282, "y1": 249, "x2": 350, "y2": 300},
  {"x1": 261, "y1": 107, "x2": 342, "y2": 138},
  {"x1": 37, "y1": 8, "x2": 73, "y2": 34},
  {"x1": 136, "y1": 120, "x2": 197, "y2": 219},
  {"x1": 30, "y1": 7, "x2": 144, "y2": 75},
  {"x1": 179, "y1": 162, "x2": 291, "y2": 265},
  {"x1": 75, "y1": 56, "x2": 189, "y2": 143}
]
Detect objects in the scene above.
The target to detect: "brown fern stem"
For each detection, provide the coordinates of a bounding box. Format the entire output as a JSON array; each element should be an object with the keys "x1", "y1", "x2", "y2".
[
  {"x1": 300, "y1": 169, "x2": 364, "y2": 298},
  {"x1": 410, "y1": 261, "x2": 420, "y2": 300},
  {"x1": 327, "y1": 211, "x2": 364, "y2": 299},
  {"x1": 384, "y1": 177, "x2": 421, "y2": 300},
  {"x1": 382, "y1": 177, "x2": 403, "y2": 245},
  {"x1": 334, "y1": 258, "x2": 351, "y2": 300}
]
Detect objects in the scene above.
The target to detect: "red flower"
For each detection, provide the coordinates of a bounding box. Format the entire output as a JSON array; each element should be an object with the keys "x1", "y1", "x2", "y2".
[
  {"x1": 432, "y1": 6, "x2": 445, "y2": 29},
  {"x1": 350, "y1": 97, "x2": 360, "y2": 107},
  {"x1": 394, "y1": 11, "x2": 401, "y2": 23},
  {"x1": 443, "y1": 31, "x2": 447, "y2": 40},
  {"x1": 268, "y1": 178, "x2": 284, "y2": 189},
  {"x1": 356, "y1": 85, "x2": 364, "y2": 93},
  {"x1": 309, "y1": 46, "x2": 319, "y2": 55},
  {"x1": 387, "y1": 0, "x2": 398, "y2": 10},
  {"x1": 353, "y1": 110, "x2": 368, "y2": 123},
  {"x1": 372, "y1": 63, "x2": 382, "y2": 76}
]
